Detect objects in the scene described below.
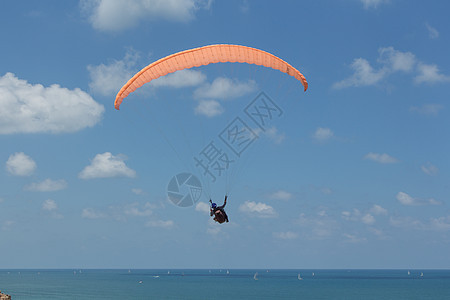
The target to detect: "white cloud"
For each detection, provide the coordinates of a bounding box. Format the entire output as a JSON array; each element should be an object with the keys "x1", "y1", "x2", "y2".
[
  {"x1": 146, "y1": 219, "x2": 174, "y2": 228},
  {"x1": 195, "y1": 202, "x2": 210, "y2": 214},
  {"x1": 273, "y1": 231, "x2": 298, "y2": 240},
  {"x1": 396, "y1": 192, "x2": 416, "y2": 205},
  {"x1": 151, "y1": 69, "x2": 206, "y2": 88},
  {"x1": 195, "y1": 100, "x2": 224, "y2": 117},
  {"x1": 430, "y1": 217, "x2": 450, "y2": 231},
  {"x1": 425, "y1": 23, "x2": 439, "y2": 39},
  {"x1": 370, "y1": 204, "x2": 388, "y2": 215},
  {"x1": 342, "y1": 233, "x2": 367, "y2": 243},
  {"x1": 124, "y1": 202, "x2": 153, "y2": 217},
  {"x1": 414, "y1": 63, "x2": 450, "y2": 84},
  {"x1": 194, "y1": 77, "x2": 257, "y2": 100},
  {"x1": 333, "y1": 58, "x2": 386, "y2": 88},
  {"x1": 313, "y1": 127, "x2": 334, "y2": 142},
  {"x1": 132, "y1": 188, "x2": 145, "y2": 195},
  {"x1": 421, "y1": 162, "x2": 438, "y2": 176},
  {"x1": 364, "y1": 152, "x2": 398, "y2": 164},
  {"x1": 81, "y1": 0, "x2": 211, "y2": 32},
  {"x1": 264, "y1": 127, "x2": 285, "y2": 144},
  {"x1": 333, "y1": 47, "x2": 450, "y2": 89},
  {"x1": 0, "y1": 73, "x2": 104, "y2": 134},
  {"x1": 88, "y1": 49, "x2": 140, "y2": 96},
  {"x1": 25, "y1": 179, "x2": 67, "y2": 192},
  {"x1": 81, "y1": 208, "x2": 106, "y2": 219},
  {"x1": 6, "y1": 152, "x2": 37, "y2": 176},
  {"x1": 361, "y1": 213, "x2": 375, "y2": 225},
  {"x1": 410, "y1": 104, "x2": 443, "y2": 116},
  {"x1": 396, "y1": 191, "x2": 441, "y2": 206},
  {"x1": 42, "y1": 199, "x2": 57, "y2": 211},
  {"x1": 360, "y1": 0, "x2": 389, "y2": 9},
  {"x1": 268, "y1": 190, "x2": 292, "y2": 201},
  {"x1": 378, "y1": 47, "x2": 416, "y2": 73},
  {"x1": 239, "y1": 201, "x2": 277, "y2": 218},
  {"x1": 297, "y1": 212, "x2": 339, "y2": 239},
  {"x1": 79, "y1": 152, "x2": 136, "y2": 179}
]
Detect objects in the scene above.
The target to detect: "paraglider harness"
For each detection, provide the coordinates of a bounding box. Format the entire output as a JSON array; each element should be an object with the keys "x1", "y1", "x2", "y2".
[{"x1": 210, "y1": 196, "x2": 229, "y2": 224}]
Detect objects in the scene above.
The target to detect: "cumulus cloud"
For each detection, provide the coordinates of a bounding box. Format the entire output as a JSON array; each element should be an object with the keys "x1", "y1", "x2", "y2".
[
  {"x1": 0, "y1": 73, "x2": 104, "y2": 134},
  {"x1": 25, "y1": 179, "x2": 67, "y2": 192},
  {"x1": 297, "y1": 212, "x2": 339, "y2": 239},
  {"x1": 268, "y1": 190, "x2": 292, "y2": 201},
  {"x1": 195, "y1": 99, "x2": 224, "y2": 117},
  {"x1": 88, "y1": 49, "x2": 140, "y2": 96},
  {"x1": 313, "y1": 127, "x2": 334, "y2": 142},
  {"x1": 425, "y1": 23, "x2": 439, "y2": 39},
  {"x1": 195, "y1": 202, "x2": 210, "y2": 214},
  {"x1": 361, "y1": 213, "x2": 375, "y2": 225},
  {"x1": 414, "y1": 63, "x2": 450, "y2": 84},
  {"x1": 42, "y1": 199, "x2": 57, "y2": 211},
  {"x1": 6, "y1": 152, "x2": 37, "y2": 176},
  {"x1": 239, "y1": 201, "x2": 277, "y2": 218},
  {"x1": 43, "y1": 199, "x2": 63, "y2": 219},
  {"x1": 430, "y1": 217, "x2": 450, "y2": 231},
  {"x1": 333, "y1": 58, "x2": 386, "y2": 88},
  {"x1": 132, "y1": 188, "x2": 145, "y2": 195},
  {"x1": 124, "y1": 202, "x2": 153, "y2": 216},
  {"x1": 79, "y1": 152, "x2": 136, "y2": 179},
  {"x1": 194, "y1": 77, "x2": 257, "y2": 100},
  {"x1": 151, "y1": 69, "x2": 206, "y2": 88},
  {"x1": 370, "y1": 204, "x2": 388, "y2": 215},
  {"x1": 82, "y1": 208, "x2": 107, "y2": 219},
  {"x1": 396, "y1": 191, "x2": 441, "y2": 206},
  {"x1": 410, "y1": 104, "x2": 443, "y2": 116},
  {"x1": 146, "y1": 219, "x2": 174, "y2": 228},
  {"x1": 333, "y1": 47, "x2": 450, "y2": 88},
  {"x1": 81, "y1": 0, "x2": 212, "y2": 32},
  {"x1": 421, "y1": 162, "x2": 438, "y2": 176},
  {"x1": 273, "y1": 231, "x2": 298, "y2": 240},
  {"x1": 264, "y1": 127, "x2": 285, "y2": 144},
  {"x1": 364, "y1": 152, "x2": 398, "y2": 164},
  {"x1": 360, "y1": 0, "x2": 389, "y2": 9}
]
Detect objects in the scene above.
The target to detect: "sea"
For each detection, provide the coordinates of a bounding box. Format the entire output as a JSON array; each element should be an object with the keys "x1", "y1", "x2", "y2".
[{"x1": 1, "y1": 269, "x2": 449, "y2": 299}]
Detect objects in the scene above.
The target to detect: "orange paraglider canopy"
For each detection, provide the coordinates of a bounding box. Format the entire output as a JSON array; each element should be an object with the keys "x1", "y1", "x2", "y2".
[{"x1": 114, "y1": 44, "x2": 308, "y2": 110}]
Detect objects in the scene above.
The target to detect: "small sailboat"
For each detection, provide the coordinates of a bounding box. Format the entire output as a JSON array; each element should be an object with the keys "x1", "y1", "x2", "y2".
[
  {"x1": 420, "y1": 272, "x2": 424, "y2": 277},
  {"x1": 407, "y1": 270, "x2": 410, "y2": 275},
  {"x1": 312, "y1": 272, "x2": 315, "y2": 277},
  {"x1": 226, "y1": 270, "x2": 230, "y2": 275},
  {"x1": 298, "y1": 273, "x2": 303, "y2": 280},
  {"x1": 167, "y1": 271, "x2": 170, "y2": 275},
  {"x1": 254, "y1": 272, "x2": 258, "y2": 280}
]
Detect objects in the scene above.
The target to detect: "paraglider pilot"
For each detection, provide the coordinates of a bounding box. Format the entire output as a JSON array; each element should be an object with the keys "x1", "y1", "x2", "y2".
[{"x1": 210, "y1": 196, "x2": 229, "y2": 224}]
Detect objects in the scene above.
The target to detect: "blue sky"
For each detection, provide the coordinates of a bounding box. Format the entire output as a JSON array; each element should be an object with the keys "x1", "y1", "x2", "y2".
[{"x1": 1, "y1": 0, "x2": 449, "y2": 269}]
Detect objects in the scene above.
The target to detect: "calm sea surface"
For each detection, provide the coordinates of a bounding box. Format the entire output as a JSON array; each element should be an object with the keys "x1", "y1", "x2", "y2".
[{"x1": 1, "y1": 269, "x2": 449, "y2": 299}]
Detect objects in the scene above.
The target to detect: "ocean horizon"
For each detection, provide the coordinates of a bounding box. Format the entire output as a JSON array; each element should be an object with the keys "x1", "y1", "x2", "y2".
[{"x1": 1, "y1": 269, "x2": 450, "y2": 299}]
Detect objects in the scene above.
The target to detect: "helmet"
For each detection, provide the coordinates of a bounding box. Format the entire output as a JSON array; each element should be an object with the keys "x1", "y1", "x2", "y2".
[{"x1": 211, "y1": 203, "x2": 217, "y2": 209}]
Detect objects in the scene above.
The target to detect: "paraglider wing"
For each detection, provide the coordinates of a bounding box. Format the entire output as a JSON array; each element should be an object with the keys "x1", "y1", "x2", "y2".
[{"x1": 114, "y1": 44, "x2": 308, "y2": 110}]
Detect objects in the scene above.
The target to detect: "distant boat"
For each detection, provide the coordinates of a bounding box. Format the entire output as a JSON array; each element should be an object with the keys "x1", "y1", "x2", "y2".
[
  {"x1": 128, "y1": 269, "x2": 131, "y2": 273},
  {"x1": 254, "y1": 272, "x2": 258, "y2": 280},
  {"x1": 153, "y1": 276, "x2": 160, "y2": 278},
  {"x1": 420, "y1": 272, "x2": 424, "y2": 277},
  {"x1": 407, "y1": 270, "x2": 410, "y2": 275},
  {"x1": 298, "y1": 273, "x2": 303, "y2": 280},
  {"x1": 226, "y1": 270, "x2": 230, "y2": 274},
  {"x1": 167, "y1": 271, "x2": 170, "y2": 275},
  {"x1": 312, "y1": 272, "x2": 315, "y2": 277},
  {"x1": 138, "y1": 280, "x2": 143, "y2": 284}
]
